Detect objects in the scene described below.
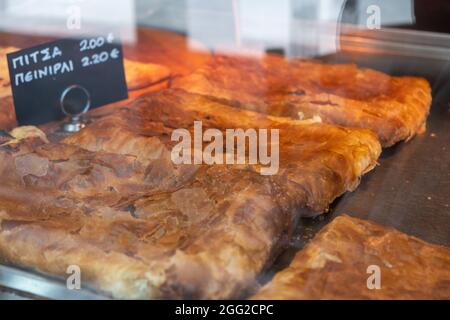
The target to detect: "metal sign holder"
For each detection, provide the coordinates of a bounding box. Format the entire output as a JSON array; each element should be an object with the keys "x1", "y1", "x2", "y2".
[{"x1": 60, "y1": 84, "x2": 91, "y2": 133}]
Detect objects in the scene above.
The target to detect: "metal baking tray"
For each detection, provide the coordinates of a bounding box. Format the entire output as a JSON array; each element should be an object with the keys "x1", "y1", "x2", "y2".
[{"x1": 0, "y1": 265, "x2": 107, "y2": 300}]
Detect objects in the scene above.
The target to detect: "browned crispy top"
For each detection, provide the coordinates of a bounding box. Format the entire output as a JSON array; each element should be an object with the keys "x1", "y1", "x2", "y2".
[
  {"x1": 64, "y1": 89, "x2": 381, "y2": 213},
  {"x1": 173, "y1": 55, "x2": 432, "y2": 146},
  {"x1": 0, "y1": 90, "x2": 380, "y2": 299},
  {"x1": 252, "y1": 215, "x2": 450, "y2": 300}
]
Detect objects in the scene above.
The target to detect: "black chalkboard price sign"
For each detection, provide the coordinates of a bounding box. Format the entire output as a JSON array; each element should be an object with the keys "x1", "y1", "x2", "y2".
[{"x1": 7, "y1": 33, "x2": 129, "y2": 126}]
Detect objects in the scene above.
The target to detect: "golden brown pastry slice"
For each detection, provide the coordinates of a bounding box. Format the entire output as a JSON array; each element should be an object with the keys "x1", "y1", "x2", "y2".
[
  {"x1": 172, "y1": 55, "x2": 432, "y2": 147},
  {"x1": 0, "y1": 90, "x2": 380, "y2": 299},
  {"x1": 252, "y1": 215, "x2": 450, "y2": 300},
  {"x1": 64, "y1": 89, "x2": 381, "y2": 214},
  {"x1": 0, "y1": 46, "x2": 18, "y2": 130}
]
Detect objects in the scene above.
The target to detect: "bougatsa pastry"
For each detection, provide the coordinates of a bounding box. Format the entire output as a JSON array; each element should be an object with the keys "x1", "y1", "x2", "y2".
[
  {"x1": 0, "y1": 89, "x2": 380, "y2": 299},
  {"x1": 172, "y1": 55, "x2": 432, "y2": 147},
  {"x1": 63, "y1": 89, "x2": 381, "y2": 214},
  {"x1": 251, "y1": 215, "x2": 450, "y2": 300}
]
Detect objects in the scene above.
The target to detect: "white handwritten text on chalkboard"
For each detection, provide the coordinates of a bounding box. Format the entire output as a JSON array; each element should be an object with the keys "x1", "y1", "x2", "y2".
[{"x1": 7, "y1": 33, "x2": 128, "y2": 126}]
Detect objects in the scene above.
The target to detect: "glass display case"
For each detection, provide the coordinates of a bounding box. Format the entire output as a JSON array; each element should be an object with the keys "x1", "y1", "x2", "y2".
[{"x1": 0, "y1": 0, "x2": 448, "y2": 300}]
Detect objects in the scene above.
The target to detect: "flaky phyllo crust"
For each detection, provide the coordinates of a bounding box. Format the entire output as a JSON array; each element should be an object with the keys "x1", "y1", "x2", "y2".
[
  {"x1": 252, "y1": 215, "x2": 450, "y2": 300},
  {"x1": 173, "y1": 55, "x2": 432, "y2": 147},
  {"x1": 0, "y1": 90, "x2": 380, "y2": 299}
]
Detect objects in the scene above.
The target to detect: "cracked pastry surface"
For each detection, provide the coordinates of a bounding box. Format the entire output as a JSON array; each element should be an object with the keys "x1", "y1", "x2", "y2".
[
  {"x1": 0, "y1": 90, "x2": 380, "y2": 299},
  {"x1": 251, "y1": 215, "x2": 450, "y2": 300},
  {"x1": 173, "y1": 55, "x2": 432, "y2": 147}
]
